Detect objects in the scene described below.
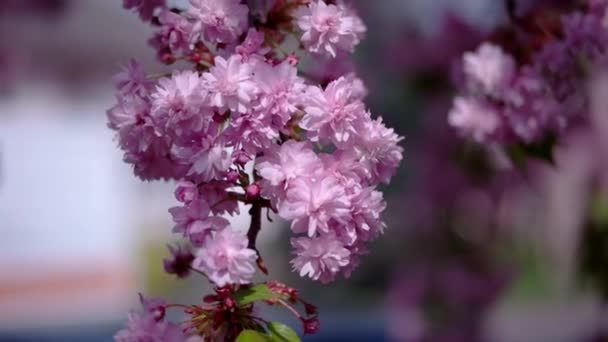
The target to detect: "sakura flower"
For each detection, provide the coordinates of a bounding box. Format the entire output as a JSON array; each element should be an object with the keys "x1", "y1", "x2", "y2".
[
  {"x1": 114, "y1": 296, "x2": 186, "y2": 342},
  {"x1": 107, "y1": 95, "x2": 184, "y2": 181},
  {"x1": 123, "y1": 0, "x2": 166, "y2": 22},
  {"x1": 151, "y1": 70, "x2": 208, "y2": 139},
  {"x1": 300, "y1": 75, "x2": 368, "y2": 147},
  {"x1": 174, "y1": 137, "x2": 231, "y2": 182},
  {"x1": 279, "y1": 175, "x2": 351, "y2": 237},
  {"x1": 192, "y1": 228, "x2": 257, "y2": 287},
  {"x1": 169, "y1": 199, "x2": 230, "y2": 246},
  {"x1": 253, "y1": 61, "x2": 306, "y2": 127},
  {"x1": 187, "y1": 0, "x2": 249, "y2": 44},
  {"x1": 151, "y1": 10, "x2": 194, "y2": 54},
  {"x1": 448, "y1": 96, "x2": 500, "y2": 143},
  {"x1": 294, "y1": 0, "x2": 366, "y2": 58},
  {"x1": 236, "y1": 28, "x2": 268, "y2": 57},
  {"x1": 351, "y1": 116, "x2": 404, "y2": 185},
  {"x1": 139, "y1": 294, "x2": 166, "y2": 321},
  {"x1": 291, "y1": 232, "x2": 350, "y2": 283},
  {"x1": 199, "y1": 180, "x2": 239, "y2": 215},
  {"x1": 221, "y1": 110, "x2": 278, "y2": 154},
  {"x1": 123, "y1": 141, "x2": 187, "y2": 181},
  {"x1": 107, "y1": 96, "x2": 158, "y2": 153},
  {"x1": 203, "y1": 55, "x2": 258, "y2": 114},
  {"x1": 112, "y1": 59, "x2": 153, "y2": 99},
  {"x1": 256, "y1": 140, "x2": 323, "y2": 191},
  {"x1": 348, "y1": 185, "x2": 386, "y2": 242},
  {"x1": 115, "y1": 312, "x2": 186, "y2": 342},
  {"x1": 463, "y1": 43, "x2": 515, "y2": 96}
]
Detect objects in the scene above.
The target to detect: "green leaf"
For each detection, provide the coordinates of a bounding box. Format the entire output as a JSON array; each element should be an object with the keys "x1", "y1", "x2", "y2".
[
  {"x1": 236, "y1": 330, "x2": 271, "y2": 342},
  {"x1": 234, "y1": 284, "x2": 274, "y2": 306},
  {"x1": 267, "y1": 322, "x2": 301, "y2": 342}
]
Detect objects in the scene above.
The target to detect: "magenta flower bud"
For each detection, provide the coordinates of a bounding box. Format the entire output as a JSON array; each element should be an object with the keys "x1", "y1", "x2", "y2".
[
  {"x1": 304, "y1": 302, "x2": 318, "y2": 316},
  {"x1": 138, "y1": 294, "x2": 167, "y2": 322},
  {"x1": 233, "y1": 150, "x2": 250, "y2": 167},
  {"x1": 285, "y1": 54, "x2": 299, "y2": 66},
  {"x1": 174, "y1": 181, "x2": 198, "y2": 203},
  {"x1": 212, "y1": 111, "x2": 226, "y2": 123},
  {"x1": 203, "y1": 294, "x2": 218, "y2": 303},
  {"x1": 302, "y1": 318, "x2": 320, "y2": 334},
  {"x1": 245, "y1": 183, "x2": 261, "y2": 201},
  {"x1": 226, "y1": 170, "x2": 239, "y2": 184}
]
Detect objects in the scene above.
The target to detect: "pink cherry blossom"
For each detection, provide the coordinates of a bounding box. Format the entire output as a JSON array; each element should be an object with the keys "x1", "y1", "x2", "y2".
[
  {"x1": 151, "y1": 10, "x2": 194, "y2": 54},
  {"x1": 463, "y1": 43, "x2": 515, "y2": 96},
  {"x1": 151, "y1": 70, "x2": 208, "y2": 139},
  {"x1": 115, "y1": 312, "x2": 187, "y2": 342},
  {"x1": 350, "y1": 116, "x2": 404, "y2": 185},
  {"x1": 203, "y1": 55, "x2": 258, "y2": 114},
  {"x1": 199, "y1": 180, "x2": 239, "y2": 215},
  {"x1": 169, "y1": 199, "x2": 230, "y2": 246},
  {"x1": 253, "y1": 60, "x2": 305, "y2": 128},
  {"x1": 123, "y1": 0, "x2": 166, "y2": 22},
  {"x1": 113, "y1": 59, "x2": 153, "y2": 99},
  {"x1": 187, "y1": 0, "x2": 249, "y2": 44},
  {"x1": 448, "y1": 96, "x2": 500, "y2": 143},
  {"x1": 300, "y1": 75, "x2": 368, "y2": 147},
  {"x1": 291, "y1": 232, "x2": 350, "y2": 283},
  {"x1": 255, "y1": 140, "x2": 323, "y2": 195},
  {"x1": 294, "y1": 0, "x2": 366, "y2": 58},
  {"x1": 192, "y1": 228, "x2": 257, "y2": 287},
  {"x1": 279, "y1": 175, "x2": 351, "y2": 237}
]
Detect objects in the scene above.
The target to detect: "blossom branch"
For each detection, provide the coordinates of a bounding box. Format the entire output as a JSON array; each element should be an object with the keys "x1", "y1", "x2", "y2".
[{"x1": 247, "y1": 201, "x2": 268, "y2": 274}]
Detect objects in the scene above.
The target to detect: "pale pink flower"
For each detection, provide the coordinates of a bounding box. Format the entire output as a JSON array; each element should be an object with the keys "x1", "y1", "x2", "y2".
[
  {"x1": 187, "y1": 0, "x2": 248, "y2": 44},
  {"x1": 300, "y1": 75, "x2": 368, "y2": 147},
  {"x1": 107, "y1": 96, "x2": 157, "y2": 153},
  {"x1": 169, "y1": 199, "x2": 230, "y2": 246},
  {"x1": 279, "y1": 175, "x2": 351, "y2": 237},
  {"x1": 348, "y1": 185, "x2": 386, "y2": 242},
  {"x1": 221, "y1": 110, "x2": 278, "y2": 154},
  {"x1": 114, "y1": 312, "x2": 186, "y2": 342},
  {"x1": 203, "y1": 55, "x2": 258, "y2": 114},
  {"x1": 290, "y1": 232, "x2": 350, "y2": 283},
  {"x1": 448, "y1": 96, "x2": 500, "y2": 143},
  {"x1": 236, "y1": 28, "x2": 268, "y2": 57},
  {"x1": 113, "y1": 59, "x2": 153, "y2": 99},
  {"x1": 463, "y1": 43, "x2": 515, "y2": 96},
  {"x1": 351, "y1": 116, "x2": 404, "y2": 185},
  {"x1": 294, "y1": 0, "x2": 366, "y2": 58},
  {"x1": 123, "y1": 141, "x2": 188, "y2": 181},
  {"x1": 253, "y1": 61, "x2": 305, "y2": 127},
  {"x1": 151, "y1": 70, "x2": 208, "y2": 139},
  {"x1": 151, "y1": 10, "x2": 194, "y2": 53},
  {"x1": 174, "y1": 137, "x2": 231, "y2": 182},
  {"x1": 123, "y1": 0, "x2": 166, "y2": 22},
  {"x1": 193, "y1": 228, "x2": 257, "y2": 287},
  {"x1": 199, "y1": 180, "x2": 239, "y2": 215},
  {"x1": 256, "y1": 140, "x2": 323, "y2": 194}
]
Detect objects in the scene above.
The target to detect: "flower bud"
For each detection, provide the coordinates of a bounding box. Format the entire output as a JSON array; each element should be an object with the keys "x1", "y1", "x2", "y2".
[{"x1": 245, "y1": 183, "x2": 261, "y2": 201}]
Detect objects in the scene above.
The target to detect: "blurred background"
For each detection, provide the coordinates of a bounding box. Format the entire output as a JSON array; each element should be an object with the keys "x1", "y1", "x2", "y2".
[{"x1": 1, "y1": 0, "x2": 607, "y2": 341}]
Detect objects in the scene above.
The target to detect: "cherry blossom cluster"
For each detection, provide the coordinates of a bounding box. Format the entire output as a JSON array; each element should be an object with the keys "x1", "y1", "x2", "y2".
[
  {"x1": 110, "y1": 0, "x2": 402, "y2": 340},
  {"x1": 448, "y1": 0, "x2": 608, "y2": 150}
]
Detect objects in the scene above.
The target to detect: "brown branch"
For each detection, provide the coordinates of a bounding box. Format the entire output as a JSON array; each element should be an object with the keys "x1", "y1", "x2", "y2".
[
  {"x1": 247, "y1": 201, "x2": 268, "y2": 275},
  {"x1": 506, "y1": 0, "x2": 518, "y2": 23}
]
